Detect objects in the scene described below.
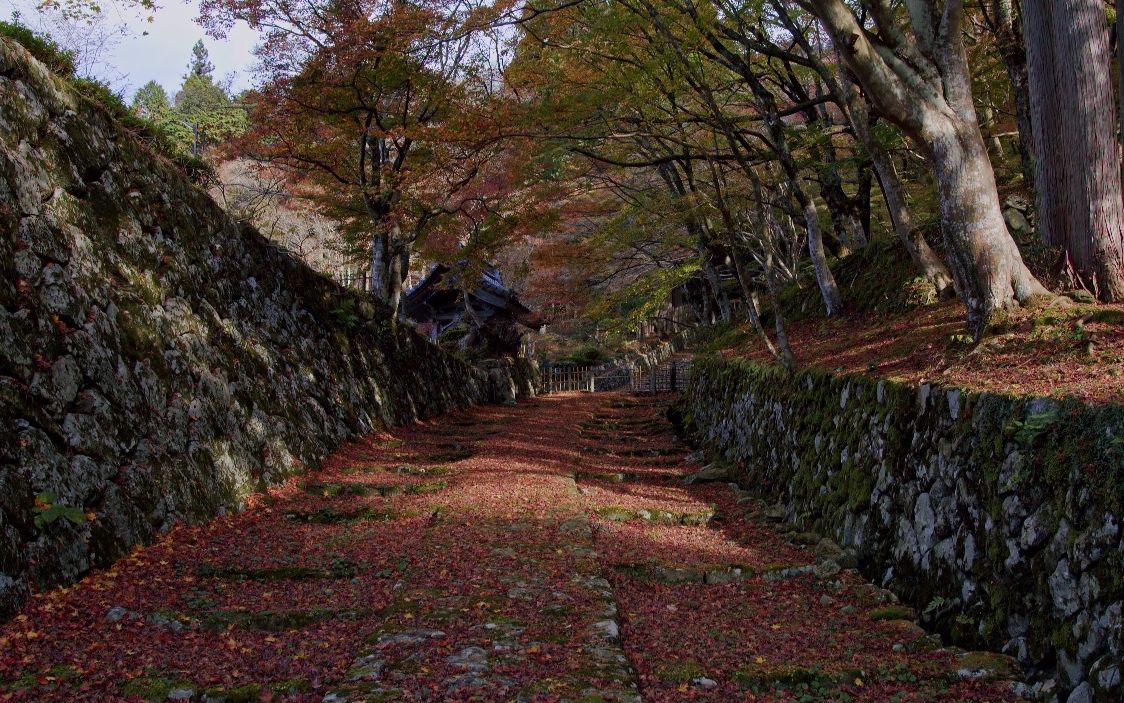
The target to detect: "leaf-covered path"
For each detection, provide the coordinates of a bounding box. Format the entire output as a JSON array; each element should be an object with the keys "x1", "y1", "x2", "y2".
[{"x1": 0, "y1": 394, "x2": 1018, "y2": 702}]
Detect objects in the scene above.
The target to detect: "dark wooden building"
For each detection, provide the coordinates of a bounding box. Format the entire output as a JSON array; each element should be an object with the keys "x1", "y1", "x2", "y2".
[{"x1": 402, "y1": 264, "x2": 543, "y2": 357}]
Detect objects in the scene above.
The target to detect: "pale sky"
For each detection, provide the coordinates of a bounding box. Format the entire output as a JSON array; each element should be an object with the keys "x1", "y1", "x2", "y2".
[{"x1": 6, "y1": 0, "x2": 259, "y2": 98}]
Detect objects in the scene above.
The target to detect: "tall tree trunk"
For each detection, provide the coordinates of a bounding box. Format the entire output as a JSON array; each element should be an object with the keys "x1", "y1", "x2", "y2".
[
  {"x1": 384, "y1": 225, "x2": 410, "y2": 321},
  {"x1": 856, "y1": 157, "x2": 873, "y2": 243},
  {"x1": 1024, "y1": 0, "x2": 1124, "y2": 300},
  {"x1": 817, "y1": 146, "x2": 858, "y2": 254},
  {"x1": 370, "y1": 232, "x2": 389, "y2": 302},
  {"x1": 810, "y1": 0, "x2": 1049, "y2": 335},
  {"x1": 799, "y1": 197, "x2": 843, "y2": 314},
  {"x1": 843, "y1": 81, "x2": 954, "y2": 292},
  {"x1": 989, "y1": 0, "x2": 1037, "y2": 190},
  {"x1": 1119, "y1": 3, "x2": 1124, "y2": 193},
  {"x1": 927, "y1": 119, "x2": 1047, "y2": 329}
]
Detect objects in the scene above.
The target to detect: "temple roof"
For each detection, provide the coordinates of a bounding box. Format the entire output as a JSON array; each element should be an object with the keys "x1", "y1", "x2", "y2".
[{"x1": 403, "y1": 264, "x2": 543, "y2": 330}]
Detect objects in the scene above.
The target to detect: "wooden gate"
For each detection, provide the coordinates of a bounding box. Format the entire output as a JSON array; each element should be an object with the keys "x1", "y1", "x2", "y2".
[
  {"x1": 629, "y1": 358, "x2": 691, "y2": 394},
  {"x1": 542, "y1": 358, "x2": 692, "y2": 395},
  {"x1": 542, "y1": 365, "x2": 596, "y2": 393}
]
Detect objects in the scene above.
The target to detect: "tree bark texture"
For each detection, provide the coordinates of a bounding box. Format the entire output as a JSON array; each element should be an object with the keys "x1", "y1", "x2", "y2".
[
  {"x1": 370, "y1": 232, "x2": 389, "y2": 302},
  {"x1": 809, "y1": 0, "x2": 1049, "y2": 335},
  {"x1": 1023, "y1": 0, "x2": 1124, "y2": 300},
  {"x1": 842, "y1": 75, "x2": 954, "y2": 292},
  {"x1": 988, "y1": 0, "x2": 1036, "y2": 191}
]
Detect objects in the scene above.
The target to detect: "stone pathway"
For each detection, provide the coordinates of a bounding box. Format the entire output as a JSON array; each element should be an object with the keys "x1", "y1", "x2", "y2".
[{"x1": 0, "y1": 394, "x2": 1021, "y2": 702}]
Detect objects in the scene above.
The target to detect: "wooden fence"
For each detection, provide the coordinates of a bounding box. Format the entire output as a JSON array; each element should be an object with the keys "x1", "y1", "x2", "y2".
[
  {"x1": 542, "y1": 365, "x2": 597, "y2": 393},
  {"x1": 541, "y1": 358, "x2": 691, "y2": 395},
  {"x1": 628, "y1": 357, "x2": 691, "y2": 394}
]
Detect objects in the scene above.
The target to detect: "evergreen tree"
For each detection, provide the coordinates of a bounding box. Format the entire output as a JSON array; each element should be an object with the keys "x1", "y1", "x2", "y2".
[
  {"x1": 1023, "y1": 0, "x2": 1124, "y2": 300},
  {"x1": 128, "y1": 45, "x2": 246, "y2": 159},
  {"x1": 171, "y1": 73, "x2": 246, "y2": 157},
  {"x1": 130, "y1": 80, "x2": 169, "y2": 120},
  {"x1": 187, "y1": 39, "x2": 214, "y2": 79}
]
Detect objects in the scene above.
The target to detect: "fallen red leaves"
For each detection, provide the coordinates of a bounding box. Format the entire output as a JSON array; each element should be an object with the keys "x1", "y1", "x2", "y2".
[
  {"x1": 1, "y1": 394, "x2": 1018, "y2": 702},
  {"x1": 726, "y1": 300, "x2": 1124, "y2": 405}
]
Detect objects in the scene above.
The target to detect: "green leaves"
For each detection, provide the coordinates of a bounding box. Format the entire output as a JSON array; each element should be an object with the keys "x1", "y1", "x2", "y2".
[
  {"x1": 128, "y1": 68, "x2": 248, "y2": 162},
  {"x1": 0, "y1": 16, "x2": 76, "y2": 76},
  {"x1": 1012, "y1": 406, "x2": 1059, "y2": 447},
  {"x1": 32, "y1": 492, "x2": 88, "y2": 529}
]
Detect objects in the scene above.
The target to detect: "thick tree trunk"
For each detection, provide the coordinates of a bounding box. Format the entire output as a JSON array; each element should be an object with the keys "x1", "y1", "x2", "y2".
[
  {"x1": 1000, "y1": 52, "x2": 1036, "y2": 190},
  {"x1": 818, "y1": 150, "x2": 858, "y2": 254},
  {"x1": 927, "y1": 120, "x2": 1049, "y2": 333},
  {"x1": 370, "y1": 232, "x2": 389, "y2": 302},
  {"x1": 809, "y1": 0, "x2": 1049, "y2": 336},
  {"x1": 384, "y1": 225, "x2": 408, "y2": 321},
  {"x1": 871, "y1": 156, "x2": 954, "y2": 295},
  {"x1": 1119, "y1": 5, "x2": 1124, "y2": 194},
  {"x1": 1023, "y1": 0, "x2": 1124, "y2": 300},
  {"x1": 847, "y1": 90, "x2": 953, "y2": 292}
]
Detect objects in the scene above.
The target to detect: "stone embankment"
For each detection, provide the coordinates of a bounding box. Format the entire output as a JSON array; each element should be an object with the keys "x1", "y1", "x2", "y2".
[
  {"x1": 678, "y1": 356, "x2": 1123, "y2": 702},
  {"x1": 0, "y1": 37, "x2": 533, "y2": 618}
]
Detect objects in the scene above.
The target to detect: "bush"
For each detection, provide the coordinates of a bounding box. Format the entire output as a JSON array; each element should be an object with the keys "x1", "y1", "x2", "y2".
[
  {"x1": 0, "y1": 17, "x2": 75, "y2": 77},
  {"x1": 2, "y1": 21, "x2": 216, "y2": 185},
  {"x1": 70, "y1": 77, "x2": 216, "y2": 184},
  {"x1": 560, "y1": 345, "x2": 607, "y2": 365}
]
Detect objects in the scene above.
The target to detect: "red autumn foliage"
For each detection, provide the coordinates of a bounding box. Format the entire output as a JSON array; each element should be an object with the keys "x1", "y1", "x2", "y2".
[{"x1": 1, "y1": 395, "x2": 1017, "y2": 702}]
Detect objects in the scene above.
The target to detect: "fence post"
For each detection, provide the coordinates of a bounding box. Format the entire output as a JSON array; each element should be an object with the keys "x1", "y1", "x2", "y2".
[{"x1": 670, "y1": 363, "x2": 677, "y2": 392}]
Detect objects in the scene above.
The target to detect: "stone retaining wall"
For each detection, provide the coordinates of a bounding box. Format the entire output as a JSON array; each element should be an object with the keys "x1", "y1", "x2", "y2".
[
  {"x1": 0, "y1": 38, "x2": 534, "y2": 619},
  {"x1": 679, "y1": 356, "x2": 1123, "y2": 702}
]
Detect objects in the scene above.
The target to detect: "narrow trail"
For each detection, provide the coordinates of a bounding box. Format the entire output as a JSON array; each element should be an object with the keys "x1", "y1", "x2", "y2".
[{"x1": 0, "y1": 394, "x2": 1017, "y2": 702}]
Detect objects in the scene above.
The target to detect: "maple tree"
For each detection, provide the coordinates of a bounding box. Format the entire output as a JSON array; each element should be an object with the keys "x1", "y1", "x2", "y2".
[{"x1": 200, "y1": 0, "x2": 542, "y2": 318}]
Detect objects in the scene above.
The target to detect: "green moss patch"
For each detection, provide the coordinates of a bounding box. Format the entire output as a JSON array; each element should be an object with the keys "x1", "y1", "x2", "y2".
[
  {"x1": 196, "y1": 559, "x2": 358, "y2": 580},
  {"x1": 283, "y1": 507, "x2": 415, "y2": 524},
  {"x1": 120, "y1": 672, "x2": 195, "y2": 701},
  {"x1": 954, "y1": 651, "x2": 1021, "y2": 681},
  {"x1": 119, "y1": 675, "x2": 311, "y2": 703},
  {"x1": 594, "y1": 505, "x2": 714, "y2": 525},
  {"x1": 303, "y1": 480, "x2": 447, "y2": 498},
  {"x1": 394, "y1": 464, "x2": 452, "y2": 477},
  {"x1": 731, "y1": 664, "x2": 838, "y2": 691},
  {"x1": 303, "y1": 481, "x2": 382, "y2": 497},
  {"x1": 3, "y1": 665, "x2": 81, "y2": 693},
  {"x1": 200, "y1": 608, "x2": 370, "y2": 632},
  {"x1": 205, "y1": 680, "x2": 310, "y2": 702},
  {"x1": 612, "y1": 562, "x2": 752, "y2": 585},
  {"x1": 653, "y1": 659, "x2": 706, "y2": 683},
  {"x1": 869, "y1": 605, "x2": 916, "y2": 621}
]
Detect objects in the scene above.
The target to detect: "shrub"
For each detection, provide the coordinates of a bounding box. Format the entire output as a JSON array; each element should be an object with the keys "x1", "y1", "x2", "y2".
[
  {"x1": 69, "y1": 77, "x2": 216, "y2": 184},
  {"x1": 0, "y1": 17, "x2": 75, "y2": 77}
]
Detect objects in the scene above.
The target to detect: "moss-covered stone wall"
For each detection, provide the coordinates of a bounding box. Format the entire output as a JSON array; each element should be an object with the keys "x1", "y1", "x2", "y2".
[
  {"x1": 681, "y1": 355, "x2": 1123, "y2": 701},
  {"x1": 0, "y1": 38, "x2": 535, "y2": 619}
]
